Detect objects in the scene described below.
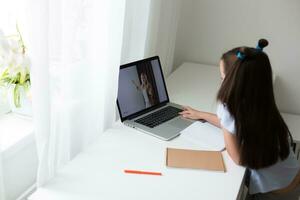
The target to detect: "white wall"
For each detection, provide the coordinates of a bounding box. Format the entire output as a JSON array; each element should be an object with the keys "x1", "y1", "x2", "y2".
[{"x1": 174, "y1": 0, "x2": 300, "y2": 114}]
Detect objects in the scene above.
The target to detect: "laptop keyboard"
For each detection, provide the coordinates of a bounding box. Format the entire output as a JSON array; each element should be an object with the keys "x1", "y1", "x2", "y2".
[{"x1": 135, "y1": 106, "x2": 182, "y2": 128}]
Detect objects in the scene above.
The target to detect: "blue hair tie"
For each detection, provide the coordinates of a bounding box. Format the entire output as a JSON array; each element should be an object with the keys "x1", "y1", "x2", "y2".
[
  {"x1": 236, "y1": 51, "x2": 245, "y2": 60},
  {"x1": 256, "y1": 44, "x2": 263, "y2": 51}
]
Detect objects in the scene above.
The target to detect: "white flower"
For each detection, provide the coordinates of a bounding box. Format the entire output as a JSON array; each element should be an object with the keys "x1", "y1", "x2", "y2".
[
  {"x1": 22, "y1": 55, "x2": 31, "y2": 68},
  {"x1": 0, "y1": 28, "x2": 30, "y2": 88},
  {"x1": 0, "y1": 30, "x2": 10, "y2": 60},
  {"x1": 9, "y1": 38, "x2": 23, "y2": 54}
]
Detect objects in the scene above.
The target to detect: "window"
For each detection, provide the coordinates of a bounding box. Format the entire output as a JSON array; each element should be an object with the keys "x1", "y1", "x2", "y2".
[
  {"x1": 0, "y1": 1, "x2": 32, "y2": 117},
  {"x1": 0, "y1": 0, "x2": 33, "y2": 153}
]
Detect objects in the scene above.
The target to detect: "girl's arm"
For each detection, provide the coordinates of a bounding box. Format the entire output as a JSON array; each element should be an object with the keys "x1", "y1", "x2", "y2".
[
  {"x1": 179, "y1": 106, "x2": 221, "y2": 128},
  {"x1": 131, "y1": 80, "x2": 141, "y2": 90},
  {"x1": 180, "y1": 106, "x2": 241, "y2": 165},
  {"x1": 179, "y1": 107, "x2": 240, "y2": 165},
  {"x1": 222, "y1": 128, "x2": 240, "y2": 165}
]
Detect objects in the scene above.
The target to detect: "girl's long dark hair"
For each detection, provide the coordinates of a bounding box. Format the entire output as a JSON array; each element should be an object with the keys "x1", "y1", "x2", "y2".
[{"x1": 217, "y1": 40, "x2": 292, "y2": 169}]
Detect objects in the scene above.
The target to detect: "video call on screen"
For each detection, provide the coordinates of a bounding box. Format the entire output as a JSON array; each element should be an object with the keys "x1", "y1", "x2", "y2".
[{"x1": 118, "y1": 58, "x2": 168, "y2": 118}]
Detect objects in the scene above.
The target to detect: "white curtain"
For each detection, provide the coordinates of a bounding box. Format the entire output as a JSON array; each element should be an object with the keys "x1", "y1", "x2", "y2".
[
  {"x1": 121, "y1": 0, "x2": 182, "y2": 75},
  {"x1": 25, "y1": 0, "x2": 181, "y2": 188},
  {"x1": 28, "y1": 0, "x2": 126, "y2": 186}
]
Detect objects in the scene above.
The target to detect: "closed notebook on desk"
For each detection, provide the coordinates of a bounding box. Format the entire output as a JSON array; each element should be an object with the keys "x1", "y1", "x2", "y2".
[{"x1": 166, "y1": 148, "x2": 226, "y2": 172}]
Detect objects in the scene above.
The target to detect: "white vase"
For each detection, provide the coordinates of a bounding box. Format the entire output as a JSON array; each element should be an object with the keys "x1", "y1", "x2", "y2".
[{"x1": 7, "y1": 84, "x2": 32, "y2": 116}]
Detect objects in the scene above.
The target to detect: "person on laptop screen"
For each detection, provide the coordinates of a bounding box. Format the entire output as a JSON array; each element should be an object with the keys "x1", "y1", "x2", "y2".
[{"x1": 132, "y1": 72, "x2": 155, "y2": 108}]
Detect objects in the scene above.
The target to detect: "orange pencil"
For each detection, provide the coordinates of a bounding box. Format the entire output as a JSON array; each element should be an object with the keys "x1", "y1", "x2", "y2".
[{"x1": 124, "y1": 169, "x2": 162, "y2": 176}]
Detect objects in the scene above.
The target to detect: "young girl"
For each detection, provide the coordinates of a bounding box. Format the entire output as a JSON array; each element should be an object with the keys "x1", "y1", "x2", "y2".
[{"x1": 179, "y1": 39, "x2": 300, "y2": 200}]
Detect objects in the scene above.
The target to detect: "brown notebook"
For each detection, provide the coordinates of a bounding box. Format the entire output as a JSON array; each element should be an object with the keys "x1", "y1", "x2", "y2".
[{"x1": 166, "y1": 148, "x2": 226, "y2": 172}]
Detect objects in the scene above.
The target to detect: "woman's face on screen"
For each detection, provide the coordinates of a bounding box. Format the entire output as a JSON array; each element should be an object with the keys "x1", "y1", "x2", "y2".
[{"x1": 141, "y1": 74, "x2": 146, "y2": 84}]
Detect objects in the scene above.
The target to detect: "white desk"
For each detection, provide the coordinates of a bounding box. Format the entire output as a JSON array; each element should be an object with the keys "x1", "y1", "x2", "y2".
[
  {"x1": 29, "y1": 62, "x2": 246, "y2": 200},
  {"x1": 167, "y1": 62, "x2": 221, "y2": 113}
]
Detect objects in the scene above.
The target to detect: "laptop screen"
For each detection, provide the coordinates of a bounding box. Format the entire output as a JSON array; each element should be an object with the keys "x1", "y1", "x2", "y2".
[{"x1": 117, "y1": 56, "x2": 169, "y2": 120}]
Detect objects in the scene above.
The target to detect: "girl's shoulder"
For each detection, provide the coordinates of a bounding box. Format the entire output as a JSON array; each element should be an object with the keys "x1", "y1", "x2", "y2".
[
  {"x1": 216, "y1": 103, "x2": 228, "y2": 118},
  {"x1": 217, "y1": 103, "x2": 236, "y2": 134}
]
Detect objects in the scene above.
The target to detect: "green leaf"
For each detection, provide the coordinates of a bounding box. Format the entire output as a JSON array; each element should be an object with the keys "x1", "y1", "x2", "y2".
[
  {"x1": 22, "y1": 81, "x2": 30, "y2": 93},
  {"x1": 14, "y1": 84, "x2": 21, "y2": 108},
  {"x1": 0, "y1": 68, "x2": 9, "y2": 79},
  {"x1": 19, "y1": 69, "x2": 26, "y2": 84}
]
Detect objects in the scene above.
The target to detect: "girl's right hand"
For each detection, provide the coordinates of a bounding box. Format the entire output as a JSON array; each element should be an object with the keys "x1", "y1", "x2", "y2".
[
  {"x1": 179, "y1": 106, "x2": 201, "y2": 120},
  {"x1": 132, "y1": 80, "x2": 139, "y2": 89}
]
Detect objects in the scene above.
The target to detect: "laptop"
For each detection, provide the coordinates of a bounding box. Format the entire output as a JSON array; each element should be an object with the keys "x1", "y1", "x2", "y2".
[{"x1": 117, "y1": 56, "x2": 194, "y2": 140}]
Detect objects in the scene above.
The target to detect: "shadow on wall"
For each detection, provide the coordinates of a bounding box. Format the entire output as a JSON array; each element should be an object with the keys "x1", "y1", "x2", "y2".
[{"x1": 274, "y1": 77, "x2": 299, "y2": 115}]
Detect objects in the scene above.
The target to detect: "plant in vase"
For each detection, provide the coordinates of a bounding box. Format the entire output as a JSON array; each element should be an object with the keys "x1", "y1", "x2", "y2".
[{"x1": 0, "y1": 25, "x2": 31, "y2": 115}]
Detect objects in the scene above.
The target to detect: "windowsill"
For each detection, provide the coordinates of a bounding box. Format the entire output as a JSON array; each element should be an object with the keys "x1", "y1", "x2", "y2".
[{"x1": 0, "y1": 112, "x2": 34, "y2": 158}]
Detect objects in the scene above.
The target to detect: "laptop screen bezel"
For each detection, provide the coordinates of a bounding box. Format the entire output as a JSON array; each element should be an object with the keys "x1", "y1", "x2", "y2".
[{"x1": 117, "y1": 56, "x2": 170, "y2": 122}]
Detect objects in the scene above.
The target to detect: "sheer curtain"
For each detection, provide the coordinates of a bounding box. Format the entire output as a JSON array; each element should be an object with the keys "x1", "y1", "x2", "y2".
[
  {"x1": 26, "y1": 0, "x2": 181, "y2": 188},
  {"x1": 28, "y1": 0, "x2": 126, "y2": 186},
  {"x1": 121, "y1": 0, "x2": 182, "y2": 75}
]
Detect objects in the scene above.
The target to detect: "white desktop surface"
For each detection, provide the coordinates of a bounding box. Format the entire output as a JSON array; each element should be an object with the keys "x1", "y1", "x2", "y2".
[
  {"x1": 29, "y1": 62, "x2": 246, "y2": 200},
  {"x1": 167, "y1": 62, "x2": 221, "y2": 113}
]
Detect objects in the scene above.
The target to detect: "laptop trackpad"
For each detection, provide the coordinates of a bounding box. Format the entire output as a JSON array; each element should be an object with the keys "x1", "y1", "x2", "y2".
[{"x1": 168, "y1": 117, "x2": 193, "y2": 129}]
